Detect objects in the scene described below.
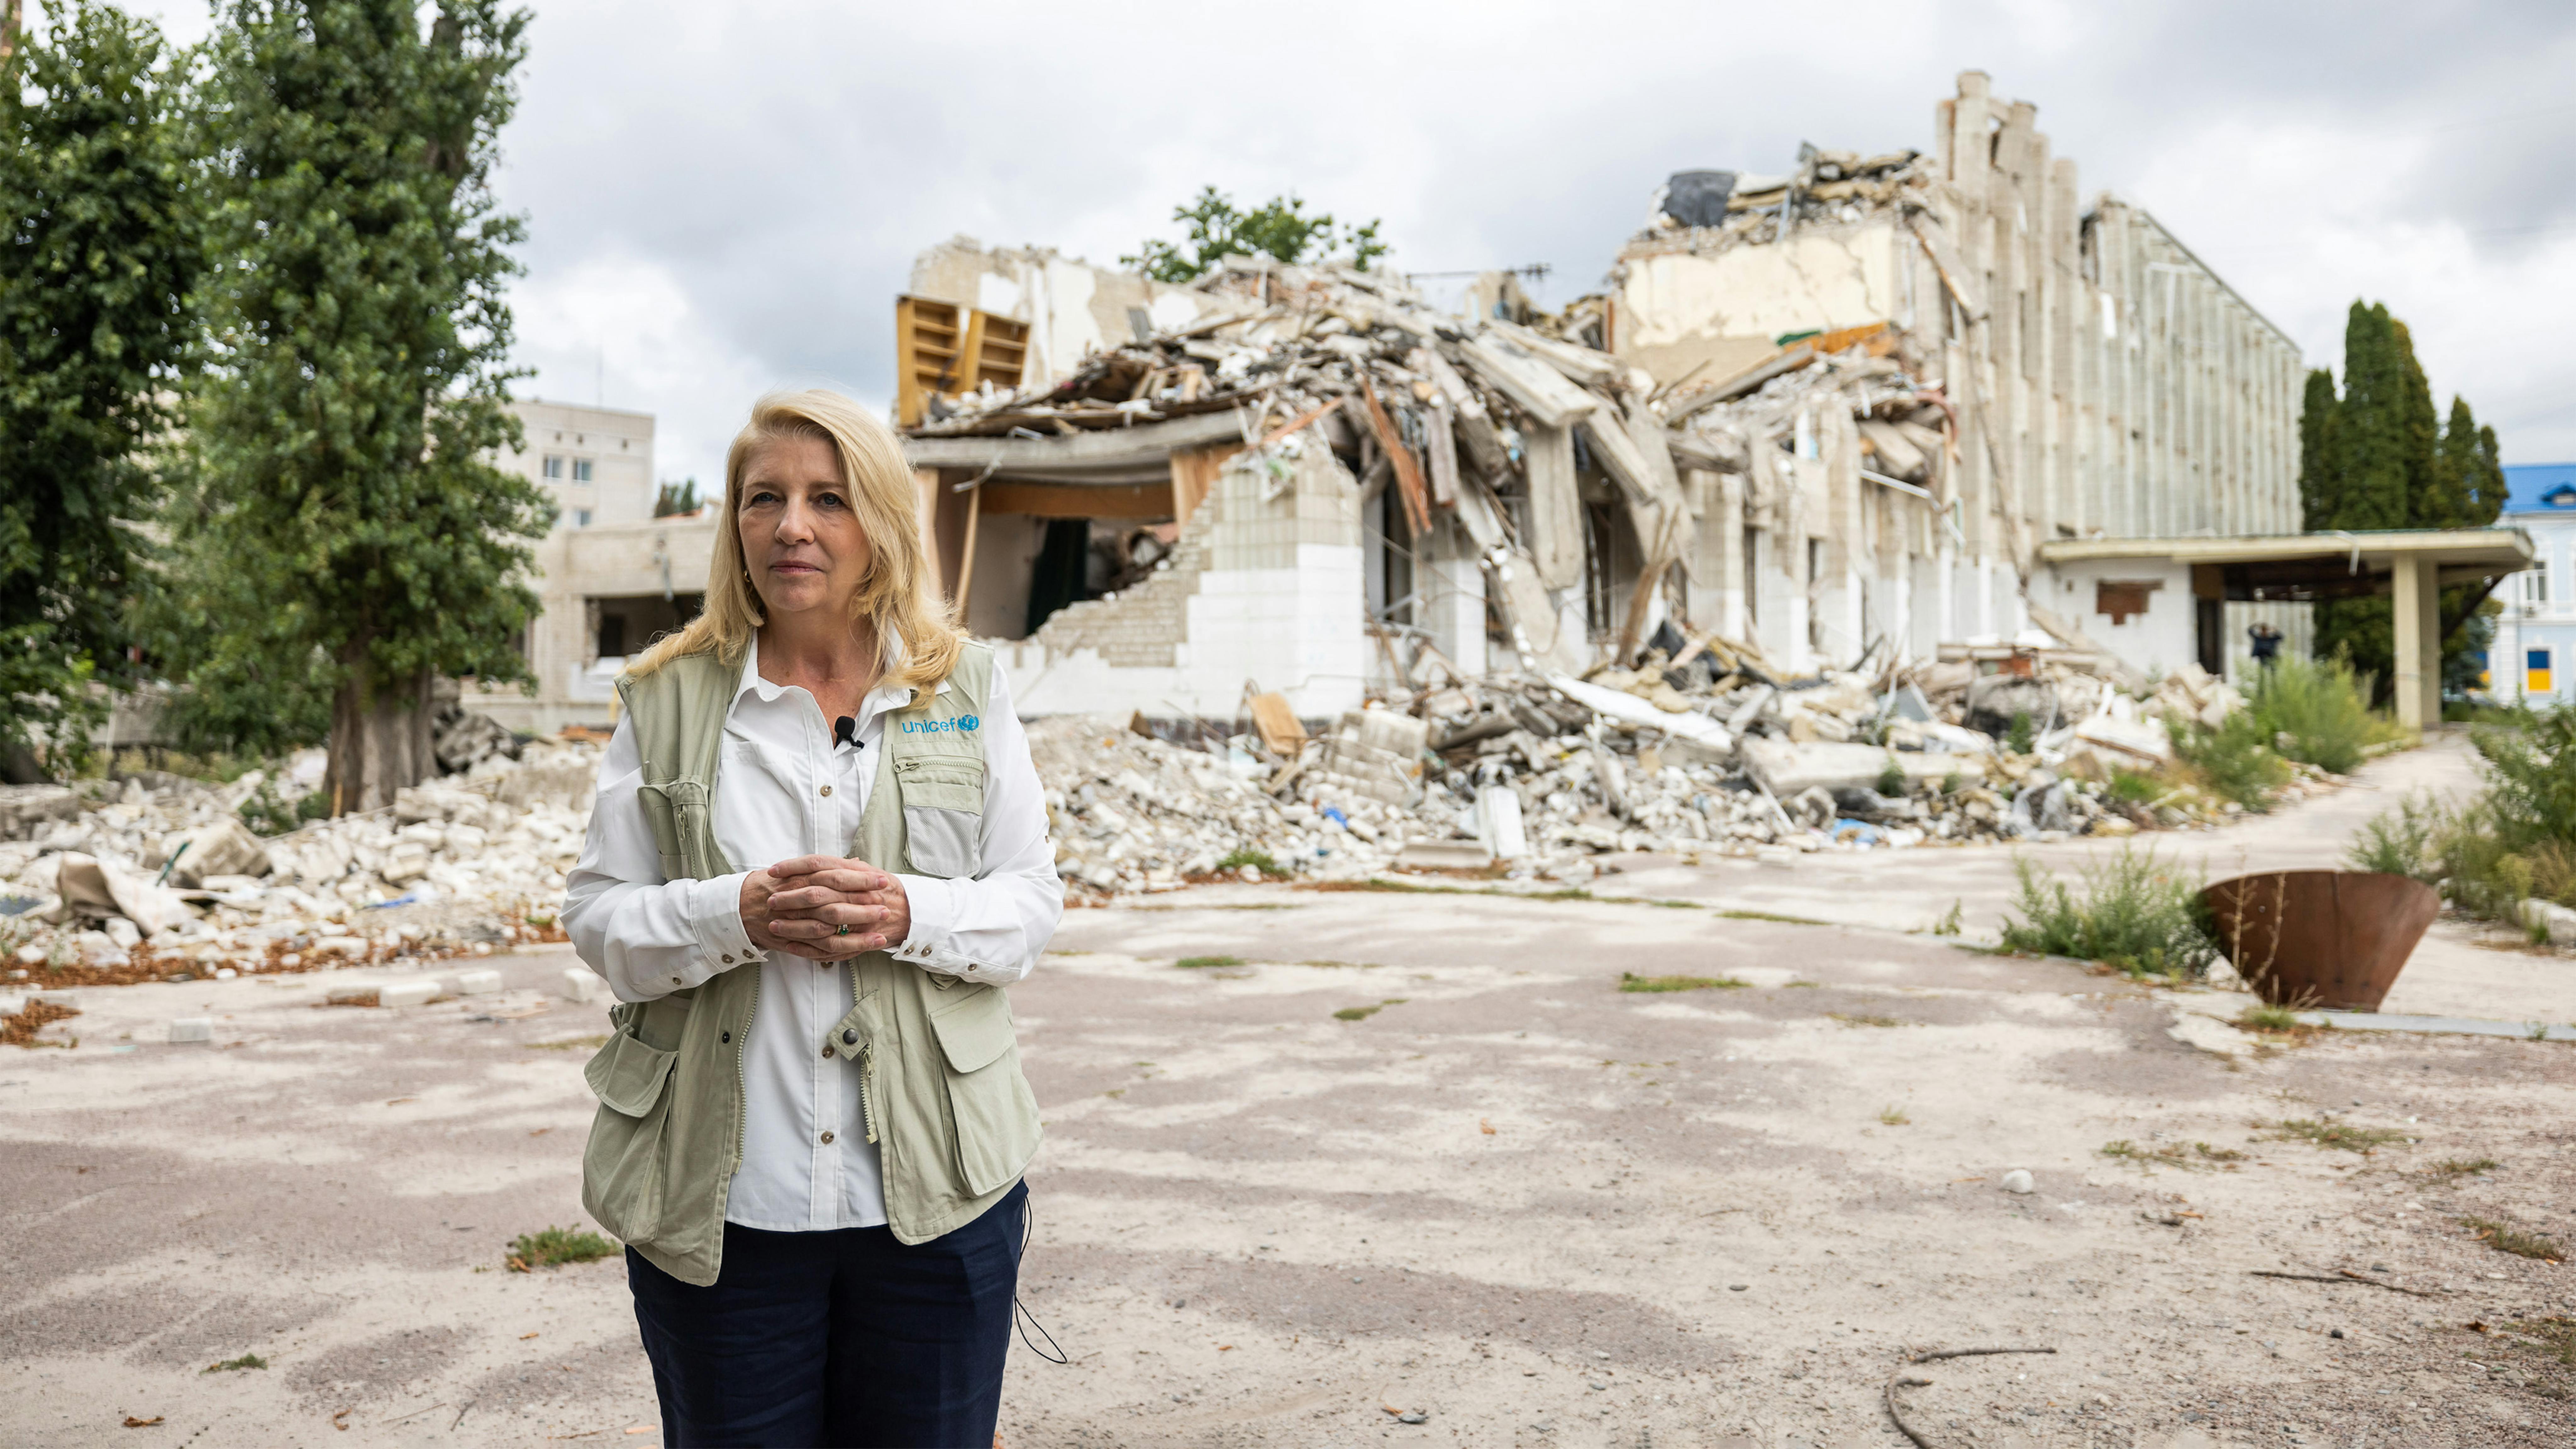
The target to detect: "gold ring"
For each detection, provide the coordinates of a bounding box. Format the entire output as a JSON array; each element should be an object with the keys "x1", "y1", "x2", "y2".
[{"x1": 837, "y1": 923, "x2": 852, "y2": 936}]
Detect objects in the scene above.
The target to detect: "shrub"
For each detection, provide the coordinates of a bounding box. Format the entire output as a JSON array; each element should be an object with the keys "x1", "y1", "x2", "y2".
[
  {"x1": 2004, "y1": 710, "x2": 2035, "y2": 755},
  {"x1": 2169, "y1": 710, "x2": 2292, "y2": 809},
  {"x1": 2246, "y1": 655, "x2": 2396, "y2": 774},
  {"x1": 1998, "y1": 847, "x2": 2220, "y2": 978}
]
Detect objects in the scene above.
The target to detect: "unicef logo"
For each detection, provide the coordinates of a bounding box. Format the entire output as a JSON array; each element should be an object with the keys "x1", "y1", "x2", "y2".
[
  {"x1": 901, "y1": 715, "x2": 981, "y2": 734},
  {"x1": 959, "y1": 714, "x2": 980, "y2": 731}
]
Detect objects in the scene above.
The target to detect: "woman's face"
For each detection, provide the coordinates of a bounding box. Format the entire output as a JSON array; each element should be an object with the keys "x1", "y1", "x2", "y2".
[{"x1": 739, "y1": 434, "x2": 873, "y2": 622}]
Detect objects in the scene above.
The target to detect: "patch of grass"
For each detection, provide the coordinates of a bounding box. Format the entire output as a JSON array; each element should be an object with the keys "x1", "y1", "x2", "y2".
[
  {"x1": 1174, "y1": 955, "x2": 1245, "y2": 969},
  {"x1": 2238, "y1": 1003, "x2": 2306, "y2": 1032},
  {"x1": 2101, "y1": 1139, "x2": 2246, "y2": 1169},
  {"x1": 1876, "y1": 761, "x2": 1906, "y2": 797},
  {"x1": 1930, "y1": 901, "x2": 1963, "y2": 936},
  {"x1": 2107, "y1": 767, "x2": 2166, "y2": 805},
  {"x1": 2428, "y1": 1156, "x2": 2500, "y2": 1181},
  {"x1": 1715, "y1": 907, "x2": 1828, "y2": 925},
  {"x1": 1528, "y1": 887, "x2": 1596, "y2": 901},
  {"x1": 1305, "y1": 878, "x2": 1470, "y2": 895},
  {"x1": 1829, "y1": 1012, "x2": 1906, "y2": 1028},
  {"x1": 530, "y1": 1035, "x2": 610, "y2": 1052},
  {"x1": 1299, "y1": 958, "x2": 1380, "y2": 969},
  {"x1": 1618, "y1": 972, "x2": 1750, "y2": 993},
  {"x1": 1997, "y1": 847, "x2": 2219, "y2": 978},
  {"x1": 505, "y1": 1225, "x2": 618, "y2": 1272},
  {"x1": 1782, "y1": 979, "x2": 1821, "y2": 989},
  {"x1": 1648, "y1": 898, "x2": 1703, "y2": 909},
  {"x1": 2497, "y1": 1316, "x2": 2576, "y2": 1367},
  {"x1": 2271, "y1": 1118, "x2": 2409, "y2": 1153},
  {"x1": 2462, "y1": 1216, "x2": 2566, "y2": 1262},
  {"x1": 2005, "y1": 709, "x2": 2035, "y2": 755},
  {"x1": 202, "y1": 1353, "x2": 267, "y2": 1373},
  {"x1": 1878, "y1": 1104, "x2": 1909, "y2": 1126},
  {"x1": 1333, "y1": 998, "x2": 1407, "y2": 1022},
  {"x1": 2347, "y1": 791, "x2": 2448, "y2": 882},
  {"x1": 1215, "y1": 848, "x2": 1284, "y2": 877}
]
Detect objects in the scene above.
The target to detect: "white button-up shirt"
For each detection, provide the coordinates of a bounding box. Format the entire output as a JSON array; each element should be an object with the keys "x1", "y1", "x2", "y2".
[{"x1": 563, "y1": 638, "x2": 1061, "y2": 1230}]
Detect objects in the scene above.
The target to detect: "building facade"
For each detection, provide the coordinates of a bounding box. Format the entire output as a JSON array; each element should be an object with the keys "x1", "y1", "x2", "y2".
[
  {"x1": 463, "y1": 399, "x2": 715, "y2": 735},
  {"x1": 2493, "y1": 462, "x2": 2576, "y2": 704}
]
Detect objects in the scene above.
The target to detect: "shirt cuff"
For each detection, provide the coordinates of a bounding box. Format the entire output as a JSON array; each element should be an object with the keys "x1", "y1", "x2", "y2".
[
  {"x1": 680, "y1": 871, "x2": 764, "y2": 986},
  {"x1": 891, "y1": 874, "x2": 958, "y2": 969}
]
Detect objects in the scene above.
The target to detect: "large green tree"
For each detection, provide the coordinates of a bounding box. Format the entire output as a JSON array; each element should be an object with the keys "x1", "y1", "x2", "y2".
[
  {"x1": 164, "y1": 0, "x2": 548, "y2": 809},
  {"x1": 2301, "y1": 301, "x2": 2504, "y2": 700},
  {"x1": 0, "y1": 2, "x2": 200, "y2": 781}
]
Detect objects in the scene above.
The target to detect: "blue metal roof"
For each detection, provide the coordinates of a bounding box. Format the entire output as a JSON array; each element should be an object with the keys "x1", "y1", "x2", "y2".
[{"x1": 2504, "y1": 462, "x2": 2576, "y2": 515}]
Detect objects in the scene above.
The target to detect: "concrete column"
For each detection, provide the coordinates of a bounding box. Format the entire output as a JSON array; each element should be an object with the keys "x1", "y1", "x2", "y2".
[{"x1": 2392, "y1": 556, "x2": 2441, "y2": 730}]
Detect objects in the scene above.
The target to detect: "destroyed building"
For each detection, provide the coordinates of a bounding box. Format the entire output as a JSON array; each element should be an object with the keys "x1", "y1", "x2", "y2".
[{"x1": 888, "y1": 73, "x2": 2331, "y2": 719}]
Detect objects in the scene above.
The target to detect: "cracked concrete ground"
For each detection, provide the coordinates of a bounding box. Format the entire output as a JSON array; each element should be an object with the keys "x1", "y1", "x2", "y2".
[{"x1": 6, "y1": 734, "x2": 2575, "y2": 1447}]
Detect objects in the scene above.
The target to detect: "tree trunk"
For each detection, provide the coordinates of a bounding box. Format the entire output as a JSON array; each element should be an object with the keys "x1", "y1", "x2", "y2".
[{"x1": 327, "y1": 667, "x2": 437, "y2": 814}]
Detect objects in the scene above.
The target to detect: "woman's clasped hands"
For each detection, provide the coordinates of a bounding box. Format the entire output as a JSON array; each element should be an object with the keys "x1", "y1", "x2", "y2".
[{"x1": 738, "y1": 856, "x2": 912, "y2": 960}]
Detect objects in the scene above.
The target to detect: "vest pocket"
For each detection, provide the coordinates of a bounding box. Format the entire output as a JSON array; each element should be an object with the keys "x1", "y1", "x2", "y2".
[
  {"x1": 894, "y1": 756, "x2": 985, "y2": 879},
  {"x1": 580, "y1": 1029, "x2": 679, "y2": 1244},
  {"x1": 926, "y1": 985, "x2": 1039, "y2": 1197}
]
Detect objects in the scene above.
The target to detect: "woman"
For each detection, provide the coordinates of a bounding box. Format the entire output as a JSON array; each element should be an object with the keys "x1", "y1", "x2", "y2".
[{"x1": 563, "y1": 390, "x2": 1061, "y2": 1448}]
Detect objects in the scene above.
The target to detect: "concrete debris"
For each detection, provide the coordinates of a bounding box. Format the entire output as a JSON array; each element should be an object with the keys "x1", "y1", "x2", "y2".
[
  {"x1": 1025, "y1": 623, "x2": 2286, "y2": 896},
  {"x1": 0, "y1": 742, "x2": 594, "y2": 981}
]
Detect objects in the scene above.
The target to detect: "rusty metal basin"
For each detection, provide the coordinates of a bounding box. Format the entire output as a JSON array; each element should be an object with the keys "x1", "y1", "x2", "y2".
[{"x1": 2201, "y1": 870, "x2": 2440, "y2": 1012}]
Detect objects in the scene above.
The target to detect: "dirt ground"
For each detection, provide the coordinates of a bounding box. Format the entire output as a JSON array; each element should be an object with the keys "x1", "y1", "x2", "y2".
[{"x1": 6, "y1": 731, "x2": 2576, "y2": 1448}]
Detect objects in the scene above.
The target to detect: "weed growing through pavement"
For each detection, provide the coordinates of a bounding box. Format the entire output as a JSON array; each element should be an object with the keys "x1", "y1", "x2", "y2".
[
  {"x1": 1829, "y1": 1013, "x2": 1906, "y2": 1028},
  {"x1": 2238, "y1": 1003, "x2": 2304, "y2": 1032},
  {"x1": 203, "y1": 1354, "x2": 267, "y2": 1373},
  {"x1": 506, "y1": 1226, "x2": 617, "y2": 1272},
  {"x1": 2271, "y1": 1118, "x2": 2410, "y2": 1153},
  {"x1": 1878, "y1": 1105, "x2": 1910, "y2": 1126},
  {"x1": 1174, "y1": 955, "x2": 1244, "y2": 969},
  {"x1": 1997, "y1": 847, "x2": 2219, "y2": 978},
  {"x1": 1930, "y1": 901, "x2": 1963, "y2": 936},
  {"x1": 2429, "y1": 1157, "x2": 2501, "y2": 1181},
  {"x1": 2461, "y1": 1217, "x2": 2566, "y2": 1262},
  {"x1": 2100, "y1": 1139, "x2": 2247, "y2": 1170},
  {"x1": 1333, "y1": 998, "x2": 1407, "y2": 1022},
  {"x1": 1619, "y1": 972, "x2": 1750, "y2": 993}
]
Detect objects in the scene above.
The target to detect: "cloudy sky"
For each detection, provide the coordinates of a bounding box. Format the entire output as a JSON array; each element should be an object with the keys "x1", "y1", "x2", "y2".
[{"x1": 70, "y1": 0, "x2": 2576, "y2": 487}]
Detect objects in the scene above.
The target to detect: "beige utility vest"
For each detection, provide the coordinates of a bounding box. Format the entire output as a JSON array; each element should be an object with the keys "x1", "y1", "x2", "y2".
[{"x1": 578, "y1": 641, "x2": 1041, "y2": 1286}]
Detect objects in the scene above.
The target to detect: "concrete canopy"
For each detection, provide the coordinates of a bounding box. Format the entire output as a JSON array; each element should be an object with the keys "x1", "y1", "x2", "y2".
[{"x1": 2037, "y1": 529, "x2": 2535, "y2": 729}]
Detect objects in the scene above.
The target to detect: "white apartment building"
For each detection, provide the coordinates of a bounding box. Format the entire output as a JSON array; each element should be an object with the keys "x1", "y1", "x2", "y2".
[{"x1": 464, "y1": 399, "x2": 716, "y2": 735}]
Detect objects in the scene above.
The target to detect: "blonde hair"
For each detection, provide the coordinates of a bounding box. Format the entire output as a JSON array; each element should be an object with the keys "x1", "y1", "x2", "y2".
[{"x1": 628, "y1": 389, "x2": 962, "y2": 691}]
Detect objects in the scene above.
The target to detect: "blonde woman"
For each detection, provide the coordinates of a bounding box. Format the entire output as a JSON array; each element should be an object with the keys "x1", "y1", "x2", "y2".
[{"x1": 562, "y1": 390, "x2": 1060, "y2": 1448}]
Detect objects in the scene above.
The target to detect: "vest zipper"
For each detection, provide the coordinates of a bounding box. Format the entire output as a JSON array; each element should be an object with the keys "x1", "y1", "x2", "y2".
[
  {"x1": 732, "y1": 968, "x2": 759, "y2": 1169},
  {"x1": 858, "y1": 1041, "x2": 880, "y2": 1145}
]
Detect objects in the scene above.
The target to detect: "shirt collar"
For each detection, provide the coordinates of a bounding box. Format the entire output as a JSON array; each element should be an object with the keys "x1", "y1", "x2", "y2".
[{"x1": 737, "y1": 631, "x2": 942, "y2": 716}]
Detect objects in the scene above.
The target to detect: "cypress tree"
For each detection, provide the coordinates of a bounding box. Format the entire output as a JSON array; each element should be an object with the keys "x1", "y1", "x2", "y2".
[
  {"x1": 2303, "y1": 302, "x2": 2500, "y2": 702},
  {"x1": 164, "y1": 0, "x2": 547, "y2": 810},
  {"x1": 0, "y1": 2, "x2": 199, "y2": 780},
  {"x1": 2297, "y1": 368, "x2": 2341, "y2": 531}
]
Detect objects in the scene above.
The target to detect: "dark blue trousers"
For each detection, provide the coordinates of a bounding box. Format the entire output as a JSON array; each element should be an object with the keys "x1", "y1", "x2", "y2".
[{"x1": 627, "y1": 1182, "x2": 1026, "y2": 1449}]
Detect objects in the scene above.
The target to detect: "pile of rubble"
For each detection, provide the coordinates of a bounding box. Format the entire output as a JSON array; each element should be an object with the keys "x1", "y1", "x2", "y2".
[
  {"x1": 1036, "y1": 623, "x2": 2312, "y2": 897},
  {"x1": 0, "y1": 742, "x2": 596, "y2": 980}
]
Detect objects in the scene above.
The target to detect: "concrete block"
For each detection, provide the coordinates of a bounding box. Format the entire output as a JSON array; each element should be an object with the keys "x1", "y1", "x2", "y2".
[
  {"x1": 380, "y1": 979, "x2": 440, "y2": 1008},
  {"x1": 562, "y1": 966, "x2": 609, "y2": 1004},
  {"x1": 167, "y1": 1018, "x2": 213, "y2": 1044},
  {"x1": 2517, "y1": 898, "x2": 2576, "y2": 945},
  {"x1": 0, "y1": 992, "x2": 24, "y2": 1017},
  {"x1": 453, "y1": 968, "x2": 503, "y2": 996}
]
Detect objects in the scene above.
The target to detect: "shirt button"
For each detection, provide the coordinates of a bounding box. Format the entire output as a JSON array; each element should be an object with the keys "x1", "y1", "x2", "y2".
[
  {"x1": 819, "y1": 1131, "x2": 836, "y2": 1145},
  {"x1": 670, "y1": 975, "x2": 682, "y2": 985},
  {"x1": 822, "y1": 1044, "x2": 836, "y2": 1059},
  {"x1": 819, "y1": 784, "x2": 833, "y2": 797},
  {"x1": 720, "y1": 953, "x2": 734, "y2": 964}
]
